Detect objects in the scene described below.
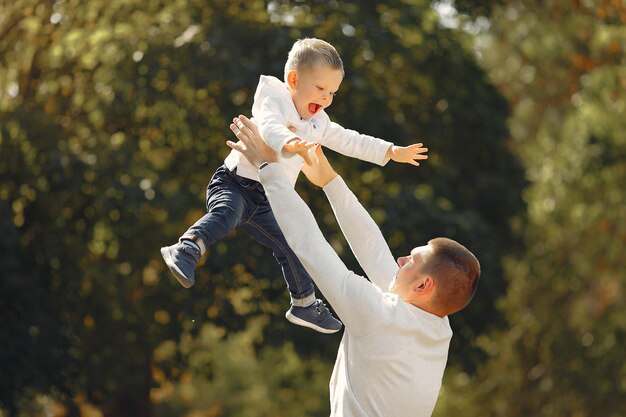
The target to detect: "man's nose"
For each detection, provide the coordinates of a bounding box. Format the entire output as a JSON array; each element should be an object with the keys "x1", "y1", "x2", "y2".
[{"x1": 397, "y1": 257, "x2": 407, "y2": 267}]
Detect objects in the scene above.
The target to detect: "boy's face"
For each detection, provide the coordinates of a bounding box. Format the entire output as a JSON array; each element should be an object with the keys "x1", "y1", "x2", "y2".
[{"x1": 287, "y1": 64, "x2": 343, "y2": 120}]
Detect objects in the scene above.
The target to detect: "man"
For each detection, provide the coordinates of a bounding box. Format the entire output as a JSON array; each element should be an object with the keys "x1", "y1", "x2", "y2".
[{"x1": 227, "y1": 115, "x2": 480, "y2": 417}]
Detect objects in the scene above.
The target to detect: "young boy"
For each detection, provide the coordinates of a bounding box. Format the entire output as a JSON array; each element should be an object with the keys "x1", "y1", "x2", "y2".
[{"x1": 161, "y1": 38, "x2": 428, "y2": 334}]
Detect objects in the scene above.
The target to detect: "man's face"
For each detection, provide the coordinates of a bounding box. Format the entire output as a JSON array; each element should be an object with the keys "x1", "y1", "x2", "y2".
[
  {"x1": 289, "y1": 64, "x2": 343, "y2": 120},
  {"x1": 389, "y1": 245, "x2": 433, "y2": 295}
]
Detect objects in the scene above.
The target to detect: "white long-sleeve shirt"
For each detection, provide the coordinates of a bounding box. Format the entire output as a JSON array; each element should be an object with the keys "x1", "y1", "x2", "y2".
[
  {"x1": 225, "y1": 75, "x2": 393, "y2": 186},
  {"x1": 258, "y1": 164, "x2": 453, "y2": 417}
]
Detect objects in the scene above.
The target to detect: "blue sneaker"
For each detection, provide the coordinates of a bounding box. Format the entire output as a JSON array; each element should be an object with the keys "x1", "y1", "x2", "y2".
[
  {"x1": 285, "y1": 300, "x2": 342, "y2": 334},
  {"x1": 160, "y1": 240, "x2": 201, "y2": 288}
]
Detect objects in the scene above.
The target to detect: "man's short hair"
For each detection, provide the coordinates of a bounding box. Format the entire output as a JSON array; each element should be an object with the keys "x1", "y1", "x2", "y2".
[
  {"x1": 284, "y1": 38, "x2": 344, "y2": 80},
  {"x1": 422, "y1": 237, "x2": 481, "y2": 316}
]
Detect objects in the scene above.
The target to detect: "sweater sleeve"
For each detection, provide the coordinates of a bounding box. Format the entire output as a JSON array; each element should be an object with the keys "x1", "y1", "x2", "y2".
[
  {"x1": 320, "y1": 121, "x2": 393, "y2": 166},
  {"x1": 258, "y1": 164, "x2": 392, "y2": 335},
  {"x1": 323, "y1": 176, "x2": 398, "y2": 290},
  {"x1": 252, "y1": 77, "x2": 299, "y2": 154}
]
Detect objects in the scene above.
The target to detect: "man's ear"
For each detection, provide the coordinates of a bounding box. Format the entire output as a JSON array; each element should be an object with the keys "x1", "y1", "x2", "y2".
[
  {"x1": 286, "y1": 70, "x2": 298, "y2": 89},
  {"x1": 413, "y1": 276, "x2": 434, "y2": 295}
]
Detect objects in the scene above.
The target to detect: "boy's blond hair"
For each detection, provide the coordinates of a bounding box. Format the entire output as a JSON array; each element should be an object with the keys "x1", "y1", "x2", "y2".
[{"x1": 284, "y1": 38, "x2": 344, "y2": 81}]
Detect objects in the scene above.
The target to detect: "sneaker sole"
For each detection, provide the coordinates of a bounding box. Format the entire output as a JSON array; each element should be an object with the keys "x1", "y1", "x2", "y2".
[
  {"x1": 160, "y1": 246, "x2": 195, "y2": 289},
  {"x1": 285, "y1": 310, "x2": 342, "y2": 334}
]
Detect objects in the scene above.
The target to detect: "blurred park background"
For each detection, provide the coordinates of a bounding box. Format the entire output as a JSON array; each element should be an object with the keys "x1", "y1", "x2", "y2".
[{"x1": 1, "y1": 0, "x2": 624, "y2": 416}]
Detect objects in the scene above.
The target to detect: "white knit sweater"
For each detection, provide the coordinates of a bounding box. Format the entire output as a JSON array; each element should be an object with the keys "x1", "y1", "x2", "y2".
[
  {"x1": 258, "y1": 164, "x2": 453, "y2": 417},
  {"x1": 225, "y1": 75, "x2": 393, "y2": 186}
]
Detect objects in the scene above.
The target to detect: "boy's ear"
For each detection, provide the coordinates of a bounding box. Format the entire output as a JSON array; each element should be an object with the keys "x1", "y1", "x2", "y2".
[{"x1": 286, "y1": 70, "x2": 298, "y2": 89}]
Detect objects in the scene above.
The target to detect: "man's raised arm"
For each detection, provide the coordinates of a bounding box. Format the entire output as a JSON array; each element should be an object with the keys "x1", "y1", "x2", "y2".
[
  {"x1": 301, "y1": 146, "x2": 398, "y2": 290},
  {"x1": 226, "y1": 116, "x2": 391, "y2": 334}
]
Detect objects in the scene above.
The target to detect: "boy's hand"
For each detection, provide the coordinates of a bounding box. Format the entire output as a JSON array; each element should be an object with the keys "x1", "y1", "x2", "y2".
[
  {"x1": 386, "y1": 143, "x2": 429, "y2": 166},
  {"x1": 283, "y1": 138, "x2": 317, "y2": 165}
]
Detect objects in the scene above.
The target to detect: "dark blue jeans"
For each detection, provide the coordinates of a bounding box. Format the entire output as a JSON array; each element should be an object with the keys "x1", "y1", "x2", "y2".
[{"x1": 183, "y1": 164, "x2": 316, "y2": 304}]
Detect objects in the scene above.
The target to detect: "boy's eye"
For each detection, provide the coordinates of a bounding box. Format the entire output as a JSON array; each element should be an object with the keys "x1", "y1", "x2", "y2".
[{"x1": 316, "y1": 86, "x2": 336, "y2": 97}]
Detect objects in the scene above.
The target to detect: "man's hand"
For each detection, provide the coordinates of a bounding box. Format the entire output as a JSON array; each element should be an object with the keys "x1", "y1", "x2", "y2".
[
  {"x1": 300, "y1": 144, "x2": 338, "y2": 188},
  {"x1": 227, "y1": 115, "x2": 278, "y2": 168},
  {"x1": 386, "y1": 143, "x2": 429, "y2": 166},
  {"x1": 283, "y1": 138, "x2": 317, "y2": 165}
]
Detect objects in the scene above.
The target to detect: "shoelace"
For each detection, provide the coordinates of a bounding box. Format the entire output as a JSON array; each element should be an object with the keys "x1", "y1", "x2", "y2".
[
  {"x1": 180, "y1": 243, "x2": 200, "y2": 257},
  {"x1": 314, "y1": 301, "x2": 329, "y2": 318}
]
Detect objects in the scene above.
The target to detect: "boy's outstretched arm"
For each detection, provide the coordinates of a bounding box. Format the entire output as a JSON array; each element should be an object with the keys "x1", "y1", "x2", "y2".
[{"x1": 385, "y1": 143, "x2": 429, "y2": 166}]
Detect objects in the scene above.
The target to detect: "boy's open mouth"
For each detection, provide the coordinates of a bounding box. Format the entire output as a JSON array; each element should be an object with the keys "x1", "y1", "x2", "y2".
[{"x1": 308, "y1": 103, "x2": 322, "y2": 114}]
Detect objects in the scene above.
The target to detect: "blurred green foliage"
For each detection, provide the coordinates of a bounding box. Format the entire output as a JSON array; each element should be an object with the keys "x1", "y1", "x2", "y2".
[
  {"x1": 1, "y1": 0, "x2": 525, "y2": 416},
  {"x1": 435, "y1": 1, "x2": 626, "y2": 416}
]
